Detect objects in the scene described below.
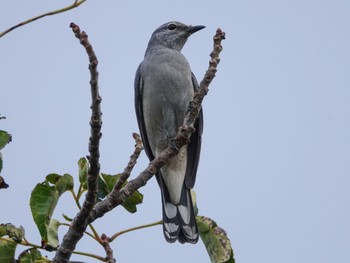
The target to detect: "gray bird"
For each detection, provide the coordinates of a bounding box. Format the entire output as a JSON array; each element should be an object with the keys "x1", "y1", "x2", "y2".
[{"x1": 134, "y1": 21, "x2": 204, "y2": 243}]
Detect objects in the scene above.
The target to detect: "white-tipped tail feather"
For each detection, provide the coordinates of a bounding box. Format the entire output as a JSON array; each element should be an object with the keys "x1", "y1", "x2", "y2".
[{"x1": 161, "y1": 180, "x2": 198, "y2": 244}]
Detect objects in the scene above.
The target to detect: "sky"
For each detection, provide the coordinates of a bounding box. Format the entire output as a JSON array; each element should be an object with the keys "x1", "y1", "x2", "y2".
[{"x1": 1, "y1": 0, "x2": 350, "y2": 262}]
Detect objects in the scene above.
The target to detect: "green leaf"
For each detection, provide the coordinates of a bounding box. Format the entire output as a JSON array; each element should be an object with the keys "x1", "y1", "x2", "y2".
[
  {"x1": 54, "y1": 174, "x2": 74, "y2": 195},
  {"x1": 0, "y1": 239, "x2": 16, "y2": 262},
  {"x1": 97, "y1": 173, "x2": 116, "y2": 201},
  {"x1": 0, "y1": 129, "x2": 11, "y2": 175},
  {"x1": 45, "y1": 173, "x2": 61, "y2": 184},
  {"x1": 197, "y1": 216, "x2": 235, "y2": 263},
  {"x1": 191, "y1": 190, "x2": 199, "y2": 216},
  {"x1": 78, "y1": 157, "x2": 88, "y2": 189},
  {"x1": 18, "y1": 248, "x2": 43, "y2": 263},
  {"x1": 62, "y1": 213, "x2": 73, "y2": 222},
  {"x1": 46, "y1": 219, "x2": 60, "y2": 251},
  {"x1": 102, "y1": 173, "x2": 119, "y2": 192},
  {"x1": 0, "y1": 152, "x2": 3, "y2": 173},
  {"x1": 30, "y1": 174, "x2": 73, "y2": 249},
  {"x1": 30, "y1": 183, "x2": 58, "y2": 248},
  {"x1": 0, "y1": 224, "x2": 25, "y2": 262},
  {"x1": 0, "y1": 130, "x2": 11, "y2": 150},
  {"x1": 0, "y1": 223, "x2": 25, "y2": 242},
  {"x1": 122, "y1": 189, "x2": 143, "y2": 213},
  {"x1": 98, "y1": 173, "x2": 143, "y2": 213}
]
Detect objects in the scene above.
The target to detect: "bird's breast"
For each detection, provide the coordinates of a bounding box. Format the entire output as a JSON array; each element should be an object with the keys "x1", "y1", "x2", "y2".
[
  {"x1": 141, "y1": 48, "x2": 194, "y2": 153},
  {"x1": 142, "y1": 49, "x2": 193, "y2": 104}
]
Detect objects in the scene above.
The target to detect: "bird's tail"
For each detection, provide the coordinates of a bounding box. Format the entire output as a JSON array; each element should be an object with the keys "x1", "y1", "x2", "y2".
[{"x1": 160, "y1": 178, "x2": 198, "y2": 244}]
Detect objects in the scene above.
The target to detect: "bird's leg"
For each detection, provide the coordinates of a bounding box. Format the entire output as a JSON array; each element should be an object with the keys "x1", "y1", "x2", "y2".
[{"x1": 169, "y1": 138, "x2": 181, "y2": 154}]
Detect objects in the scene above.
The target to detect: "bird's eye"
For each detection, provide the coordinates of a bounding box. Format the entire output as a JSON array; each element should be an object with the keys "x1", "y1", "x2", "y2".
[{"x1": 167, "y1": 24, "x2": 177, "y2": 30}]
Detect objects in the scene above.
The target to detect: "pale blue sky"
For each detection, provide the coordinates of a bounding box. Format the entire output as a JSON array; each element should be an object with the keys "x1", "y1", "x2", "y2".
[{"x1": 1, "y1": 1, "x2": 350, "y2": 262}]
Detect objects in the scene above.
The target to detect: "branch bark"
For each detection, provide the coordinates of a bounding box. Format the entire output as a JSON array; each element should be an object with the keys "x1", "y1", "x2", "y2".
[
  {"x1": 53, "y1": 22, "x2": 102, "y2": 263},
  {"x1": 101, "y1": 234, "x2": 116, "y2": 263},
  {"x1": 113, "y1": 133, "x2": 143, "y2": 193}
]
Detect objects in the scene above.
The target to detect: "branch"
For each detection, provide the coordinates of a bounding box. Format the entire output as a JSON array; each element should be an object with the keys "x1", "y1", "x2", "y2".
[
  {"x1": 113, "y1": 133, "x2": 143, "y2": 192},
  {"x1": 88, "y1": 28, "x2": 226, "y2": 223},
  {"x1": 109, "y1": 220, "x2": 162, "y2": 242},
  {"x1": 0, "y1": 0, "x2": 86, "y2": 38},
  {"x1": 101, "y1": 234, "x2": 116, "y2": 263},
  {"x1": 53, "y1": 22, "x2": 102, "y2": 263}
]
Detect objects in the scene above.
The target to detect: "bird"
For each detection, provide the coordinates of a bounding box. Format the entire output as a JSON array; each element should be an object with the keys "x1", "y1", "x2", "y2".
[{"x1": 134, "y1": 21, "x2": 204, "y2": 244}]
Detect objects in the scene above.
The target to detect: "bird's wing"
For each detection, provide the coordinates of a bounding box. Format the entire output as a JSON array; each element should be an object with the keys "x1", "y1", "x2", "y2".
[
  {"x1": 185, "y1": 72, "x2": 203, "y2": 189},
  {"x1": 135, "y1": 67, "x2": 202, "y2": 189},
  {"x1": 134, "y1": 64, "x2": 155, "y2": 161}
]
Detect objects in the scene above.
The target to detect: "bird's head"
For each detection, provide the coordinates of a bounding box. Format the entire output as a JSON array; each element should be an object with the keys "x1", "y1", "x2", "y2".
[{"x1": 148, "y1": 21, "x2": 205, "y2": 51}]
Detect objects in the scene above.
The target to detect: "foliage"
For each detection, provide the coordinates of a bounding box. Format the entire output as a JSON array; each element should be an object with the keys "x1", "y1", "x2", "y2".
[
  {"x1": 0, "y1": 155, "x2": 234, "y2": 262},
  {"x1": 197, "y1": 216, "x2": 235, "y2": 263},
  {"x1": 0, "y1": 115, "x2": 11, "y2": 189},
  {"x1": 1, "y1": 157, "x2": 145, "y2": 262}
]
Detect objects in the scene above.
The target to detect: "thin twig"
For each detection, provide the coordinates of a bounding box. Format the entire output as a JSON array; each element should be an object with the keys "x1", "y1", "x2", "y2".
[
  {"x1": 109, "y1": 220, "x2": 162, "y2": 242},
  {"x1": 0, "y1": 0, "x2": 86, "y2": 38},
  {"x1": 53, "y1": 22, "x2": 102, "y2": 263},
  {"x1": 101, "y1": 234, "x2": 116, "y2": 263},
  {"x1": 114, "y1": 133, "x2": 143, "y2": 192},
  {"x1": 1, "y1": 237, "x2": 103, "y2": 262}
]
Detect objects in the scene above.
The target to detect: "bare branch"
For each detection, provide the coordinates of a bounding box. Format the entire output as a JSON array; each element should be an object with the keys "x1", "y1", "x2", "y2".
[
  {"x1": 109, "y1": 220, "x2": 162, "y2": 242},
  {"x1": 53, "y1": 22, "x2": 102, "y2": 263},
  {"x1": 88, "y1": 28, "x2": 226, "y2": 223},
  {"x1": 0, "y1": 0, "x2": 86, "y2": 38},
  {"x1": 113, "y1": 133, "x2": 143, "y2": 192},
  {"x1": 101, "y1": 234, "x2": 116, "y2": 263}
]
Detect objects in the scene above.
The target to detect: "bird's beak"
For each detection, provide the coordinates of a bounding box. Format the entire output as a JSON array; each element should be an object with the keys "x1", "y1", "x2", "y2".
[{"x1": 187, "y1": 25, "x2": 206, "y2": 34}]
